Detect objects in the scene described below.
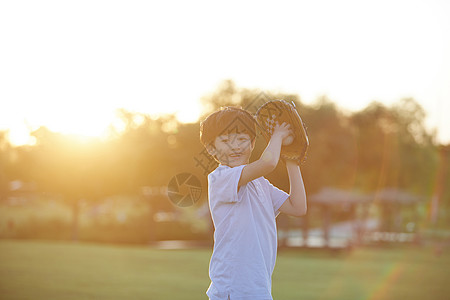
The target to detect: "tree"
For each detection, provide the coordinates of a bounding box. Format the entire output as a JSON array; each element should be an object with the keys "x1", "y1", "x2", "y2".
[
  {"x1": 0, "y1": 131, "x2": 13, "y2": 201},
  {"x1": 350, "y1": 99, "x2": 438, "y2": 194}
]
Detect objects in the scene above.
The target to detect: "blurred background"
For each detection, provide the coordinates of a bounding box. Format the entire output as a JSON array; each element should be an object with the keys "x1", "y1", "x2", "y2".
[{"x1": 0, "y1": 0, "x2": 449, "y2": 250}]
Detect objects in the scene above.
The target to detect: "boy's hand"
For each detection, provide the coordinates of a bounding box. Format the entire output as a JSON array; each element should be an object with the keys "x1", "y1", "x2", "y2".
[
  {"x1": 239, "y1": 122, "x2": 290, "y2": 187},
  {"x1": 271, "y1": 122, "x2": 292, "y2": 145}
]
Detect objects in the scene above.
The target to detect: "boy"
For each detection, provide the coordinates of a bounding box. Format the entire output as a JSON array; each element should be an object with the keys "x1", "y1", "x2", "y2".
[{"x1": 200, "y1": 106, "x2": 307, "y2": 300}]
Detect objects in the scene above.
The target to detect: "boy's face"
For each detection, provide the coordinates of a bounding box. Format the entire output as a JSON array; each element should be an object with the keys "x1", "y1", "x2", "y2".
[{"x1": 210, "y1": 132, "x2": 255, "y2": 167}]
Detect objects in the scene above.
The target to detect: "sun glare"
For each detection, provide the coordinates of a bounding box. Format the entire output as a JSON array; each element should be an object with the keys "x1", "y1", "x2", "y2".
[
  {"x1": 1, "y1": 1, "x2": 449, "y2": 145},
  {"x1": 5, "y1": 107, "x2": 117, "y2": 146},
  {"x1": 4, "y1": 99, "x2": 203, "y2": 146}
]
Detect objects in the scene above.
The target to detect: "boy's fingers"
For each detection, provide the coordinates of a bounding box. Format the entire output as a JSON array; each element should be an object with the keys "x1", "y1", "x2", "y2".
[{"x1": 274, "y1": 123, "x2": 291, "y2": 132}]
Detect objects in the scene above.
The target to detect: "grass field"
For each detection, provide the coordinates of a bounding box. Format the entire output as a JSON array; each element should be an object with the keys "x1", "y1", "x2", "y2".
[{"x1": 0, "y1": 240, "x2": 449, "y2": 300}]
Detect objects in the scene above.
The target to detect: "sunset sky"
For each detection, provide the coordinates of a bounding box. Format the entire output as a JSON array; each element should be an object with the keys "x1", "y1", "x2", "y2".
[{"x1": 1, "y1": 0, "x2": 449, "y2": 145}]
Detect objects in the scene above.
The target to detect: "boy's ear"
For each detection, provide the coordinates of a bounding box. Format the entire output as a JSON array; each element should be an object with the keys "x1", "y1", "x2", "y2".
[{"x1": 205, "y1": 143, "x2": 217, "y2": 156}]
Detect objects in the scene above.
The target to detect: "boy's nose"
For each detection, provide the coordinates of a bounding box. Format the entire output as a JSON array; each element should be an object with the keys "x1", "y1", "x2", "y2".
[{"x1": 229, "y1": 141, "x2": 241, "y2": 151}]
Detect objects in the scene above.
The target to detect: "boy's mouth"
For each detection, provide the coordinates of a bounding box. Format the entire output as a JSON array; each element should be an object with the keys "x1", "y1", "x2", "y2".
[{"x1": 229, "y1": 153, "x2": 242, "y2": 158}]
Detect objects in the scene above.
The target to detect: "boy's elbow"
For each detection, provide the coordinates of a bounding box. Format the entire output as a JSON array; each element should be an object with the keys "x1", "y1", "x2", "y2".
[
  {"x1": 266, "y1": 160, "x2": 278, "y2": 172},
  {"x1": 260, "y1": 153, "x2": 279, "y2": 171},
  {"x1": 299, "y1": 207, "x2": 307, "y2": 216},
  {"x1": 292, "y1": 207, "x2": 307, "y2": 217},
  {"x1": 290, "y1": 199, "x2": 307, "y2": 217}
]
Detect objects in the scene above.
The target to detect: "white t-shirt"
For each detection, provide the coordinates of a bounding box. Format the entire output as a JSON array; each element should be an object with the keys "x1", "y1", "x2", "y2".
[{"x1": 206, "y1": 164, "x2": 289, "y2": 300}]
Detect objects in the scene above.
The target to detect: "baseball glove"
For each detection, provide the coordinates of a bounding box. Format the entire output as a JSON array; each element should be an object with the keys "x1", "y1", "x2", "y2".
[{"x1": 255, "y1": 100, "x2": 309, "y2": 164}]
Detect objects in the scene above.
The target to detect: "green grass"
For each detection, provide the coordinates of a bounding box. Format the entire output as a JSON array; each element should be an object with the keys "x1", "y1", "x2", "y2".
[{"x1": 0, "y1": 240, "x2": 449, "y2": 300}]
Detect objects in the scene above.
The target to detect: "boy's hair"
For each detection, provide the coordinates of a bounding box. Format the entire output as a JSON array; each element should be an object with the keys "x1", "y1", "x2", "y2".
[{"x1": 200, "y1": 106, "x2": 257, "y2": 147}]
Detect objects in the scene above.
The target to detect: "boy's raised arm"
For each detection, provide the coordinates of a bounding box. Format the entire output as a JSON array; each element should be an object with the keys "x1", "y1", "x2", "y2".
[
  {"x1": 238, "y1": 123, "x2": 290, "y2": 187},
  {"x1": 279, "y1": 160, "x2": 307, "y2": 217}
]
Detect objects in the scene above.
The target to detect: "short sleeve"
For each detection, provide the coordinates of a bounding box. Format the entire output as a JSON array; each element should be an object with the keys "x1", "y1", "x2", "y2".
[
  {"x1": 261, "y1": 177, "x2": 289, "y2": 215},
  {"x1": 208, "y1": 165, "x2": 246, "y2": 204}
]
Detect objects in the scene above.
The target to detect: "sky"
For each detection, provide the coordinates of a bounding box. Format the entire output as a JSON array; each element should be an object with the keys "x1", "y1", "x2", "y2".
[{"x1": 1, "y1": 0, "x2": 449, "y2": 145}]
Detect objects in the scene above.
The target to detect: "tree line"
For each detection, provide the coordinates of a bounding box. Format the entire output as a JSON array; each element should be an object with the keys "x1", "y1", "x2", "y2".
[{"x1": 0, "y1": 80, "x2": 449, "y2": 231}]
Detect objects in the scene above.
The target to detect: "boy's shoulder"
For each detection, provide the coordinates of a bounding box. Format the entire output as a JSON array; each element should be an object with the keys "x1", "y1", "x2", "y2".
[{"x1": 208, "y1": 164, "x2": 243, "y2": 183}]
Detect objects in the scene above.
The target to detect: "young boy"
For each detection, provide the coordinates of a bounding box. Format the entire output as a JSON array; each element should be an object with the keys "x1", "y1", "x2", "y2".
[{"x1": 200, "y1": 106, "x2": 307, "y2": 300}]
